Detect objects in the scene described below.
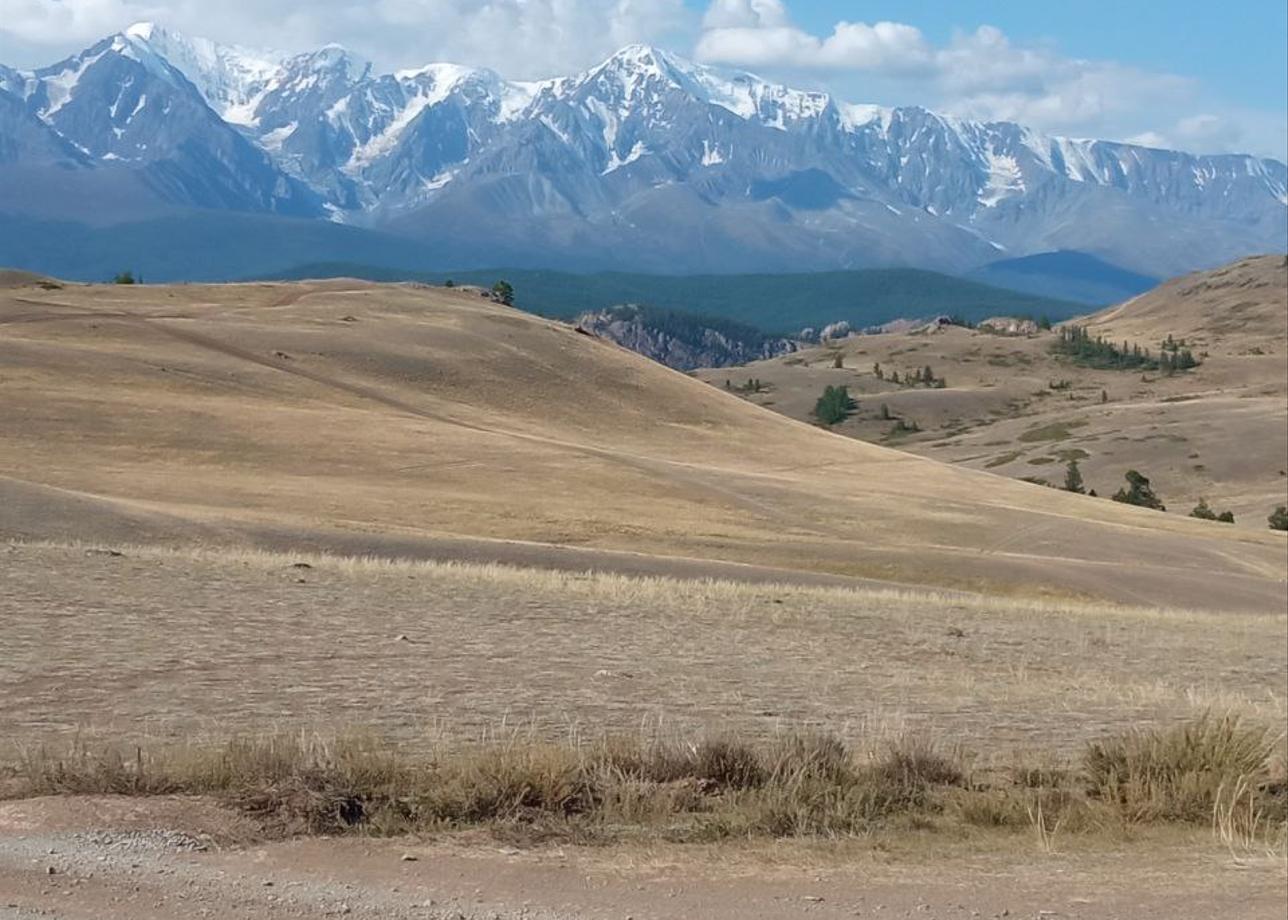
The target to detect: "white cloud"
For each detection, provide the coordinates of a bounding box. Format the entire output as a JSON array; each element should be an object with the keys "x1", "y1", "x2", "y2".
[
  {"x1": 701, "y1": 0, "x2": 788, "y2": 29},
  {"x1": 0, "y1": 0, "x2": 161, "y2": 47},
  {"x1": 696, "y1": 16, "x2": 930, "y2": 73}
]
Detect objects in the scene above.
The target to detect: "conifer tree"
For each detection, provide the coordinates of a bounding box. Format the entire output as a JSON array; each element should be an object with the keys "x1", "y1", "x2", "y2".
[
  {"x1": 1111, "y1": 470, "x2": 1166, "y2": 511},
  {"x1": 1063, "y1": 459, "x2": 1086, "y2": 494},
  {"x1": 814, "y1": 385, "x2": 857, "y2": 426},
  {"x1": 1190, "y1": 498, "x2": 1217, "y2": 520}
]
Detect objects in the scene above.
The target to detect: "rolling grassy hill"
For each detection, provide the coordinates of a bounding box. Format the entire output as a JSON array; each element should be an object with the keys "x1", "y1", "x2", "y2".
[
  {"x1": 256, "y1": 263, "x2": 1083, "y2": 333},
  {"x1": 0, "y1": 275, "x2": 1281, "y2": 613},
  {"x1": 695, "y1": 255, "x2": 1288, "y2": 529}
]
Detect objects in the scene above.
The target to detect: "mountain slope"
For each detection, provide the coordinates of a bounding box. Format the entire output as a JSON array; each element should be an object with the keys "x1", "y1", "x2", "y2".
[
  {"x1": 968, "y1": 251, "x2": 1160, "y2": 306},
  {"x1": 1, "y1": 278, "x2": 1283, "y2": 613},
  {"x1": 1, "y1": 26, "x2": 1284, "y2": 279},
  {"x1": 0, "y1": 211, "x2": 438, "y2": 282},
  {"x1": 1, "y1": 28, "x2": 319, "y2": 220},
  {"x1": 1084, "y1": 253, "x2": 1288, "y2": 347}
]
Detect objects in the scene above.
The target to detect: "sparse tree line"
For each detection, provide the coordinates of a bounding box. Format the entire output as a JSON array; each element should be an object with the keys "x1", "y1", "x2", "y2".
[
  {"x1": 726, "y1": 378, "x2": 769, "y2": 394},
  {"x1": 1052, "y1": 326, "x2": 1199, "y2": 374},
  {"x1": 1056, "y1": 460, "x2": 1286, "y2": 529},
  {"x1": 872, "y1": 362, "x2": 947, "y2": 389},
  {"x1": 1157, "y1": 333, "x2": 1201, "y2": 375}
]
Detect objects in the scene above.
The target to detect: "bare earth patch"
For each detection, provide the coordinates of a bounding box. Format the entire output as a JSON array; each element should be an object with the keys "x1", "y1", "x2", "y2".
[{"x1": 0, "y1": 795, "x2": 1284, "y2": 919}]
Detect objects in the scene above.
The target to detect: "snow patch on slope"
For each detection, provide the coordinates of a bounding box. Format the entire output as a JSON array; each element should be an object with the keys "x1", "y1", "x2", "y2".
[
  {"x1": 603, "y1": 140, "x2": 648, "y2": 174},
  {"x1": 38, "y1": 49, "x2": 108, "y2": 117},
  {"x1": 260, "y1": 121, "x2": 297, "y2": 151},
  {"x1": 978, "y1": 150, "x2": 1025, "y2": 208},
  {"x1": 343, "y1": 66, "x2": 477, "y2": 173},
  {"x1": 838, "y1": 103, "x2": 892, "y2": 132}
]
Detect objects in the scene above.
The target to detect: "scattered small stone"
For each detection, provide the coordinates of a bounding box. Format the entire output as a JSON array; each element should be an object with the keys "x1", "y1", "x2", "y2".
[
  {"x1": 85, "y1": 549, "x2": 124, "y2": 557},
  {"x1": 802, "y1": 895, "x2": 824, "y2": 902},
  {"x1": 290, "y1": 562, "x2": 313, "y2": 569},
  {"x1": 400, "y1": 853, "x2": 418, "y2": 861},
  {"x1": 946, "y1": 626, "x2": 966, "y2": 638},
  {"x1": 395, "y1": 634, "x2": 410, "y2": 642},
  {"x1": 46, "y1": 866, "x2": 57, "y2": 875}
]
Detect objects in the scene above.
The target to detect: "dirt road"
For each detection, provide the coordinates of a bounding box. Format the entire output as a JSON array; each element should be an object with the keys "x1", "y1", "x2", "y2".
[{"x1": 1, "y1": 797, "x2": 1283, "y2": 920}]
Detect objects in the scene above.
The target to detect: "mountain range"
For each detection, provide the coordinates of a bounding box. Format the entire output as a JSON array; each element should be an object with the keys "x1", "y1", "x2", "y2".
[{"x1": 1, "y1": 22, "x2": 1285, "y2": 283}]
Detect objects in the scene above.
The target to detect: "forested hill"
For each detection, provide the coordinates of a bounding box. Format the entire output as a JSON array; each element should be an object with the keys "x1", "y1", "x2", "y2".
[{"x1": 259, "y1": 264, "x2": 1081, "y2": 334}]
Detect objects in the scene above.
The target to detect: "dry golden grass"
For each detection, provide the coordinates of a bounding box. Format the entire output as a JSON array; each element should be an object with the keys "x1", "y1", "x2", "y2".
[
  {"x1": 1, "y1": 278, "x2": 1283, "y2": 612},
  {"x1": 7, "y1": 714, "x2": 1284, "y2": 857},
  {"x1": 3, "y1": 540, "x2": 1284, "y2": 765}
]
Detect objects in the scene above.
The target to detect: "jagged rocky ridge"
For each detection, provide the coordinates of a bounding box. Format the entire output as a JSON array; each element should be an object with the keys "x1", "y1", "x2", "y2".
[
  {"x1": 575, "y1": 304, "x2": 797, "y2": 371},
  {"x1": 1, "y1": 23, "x2": 1285, "y2": 277}
]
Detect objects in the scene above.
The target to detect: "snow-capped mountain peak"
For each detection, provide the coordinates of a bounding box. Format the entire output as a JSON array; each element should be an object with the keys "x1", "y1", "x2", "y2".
[
  {"x1": 1, "y1": 26, "x2": 1283, "y2": 278},
  {"x1": 288, "y1": 44, "x2": 370, "y2": 83},
  {"x1": 590, "y1": 44, "x2": 693, "y2": 83},
  {"x1": 116, "y1": 21, "x2": 284, "y2": 122}
]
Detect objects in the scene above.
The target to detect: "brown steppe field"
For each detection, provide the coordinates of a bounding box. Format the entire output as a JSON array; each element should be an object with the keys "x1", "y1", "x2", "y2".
[
  {"x1": 1, "y1": 266, "x2": 1286, "y2": 918},
  {"x1": 697, "y1": 255, "x2": 1288, "y2": 530}
]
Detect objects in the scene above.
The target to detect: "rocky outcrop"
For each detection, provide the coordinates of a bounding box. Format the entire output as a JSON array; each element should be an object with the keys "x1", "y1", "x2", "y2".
[
  {"x1": 575, "y1": 305, "x2": 796, "y2": 371},
  {"x1": 978, "y1": 316, "x2": 1042, "y2": 336}
]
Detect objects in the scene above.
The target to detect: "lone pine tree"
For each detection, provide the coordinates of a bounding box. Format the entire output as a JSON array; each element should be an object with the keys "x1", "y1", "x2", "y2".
[
  {"x1": 1111, "y1": 469, "x2": 1166, "y2": 511},
  {"x1": 1063, "y1": 459, "x2": 1086, "y2": 494}
]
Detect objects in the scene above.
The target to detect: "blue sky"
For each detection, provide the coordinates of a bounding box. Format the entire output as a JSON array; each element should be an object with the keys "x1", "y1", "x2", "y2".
[
  {"x1": 2, "y1": 0, "x2": 1284, "y2": 158},
  {"x1": 776, "y1": 0, "x2": 1287, "y2": 112}
]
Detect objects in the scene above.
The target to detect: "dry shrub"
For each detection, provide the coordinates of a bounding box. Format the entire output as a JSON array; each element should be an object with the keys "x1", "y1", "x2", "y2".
[
  {"x1": 692, "y1": 737, "x2": 765, "y2": 790},
  {"x1": 588, "y1": 770, "x2": 707, "y2": 829},
  {"x1": 714, "y1": 774, "x2": 908, "y2": 839},
  {"x1": 1084, "y1": 713, "x2": 1285, "y2": 824},
  {"x1": 765, "y1": 732, "x2": 853, "y2": 783},
  {"x1": 20, "y1": 741, "x2": 182, "y2": 797},
  {"x1": 584, "y1": 736, "x2": 699, "y2": 784},
  {"x1": 12, "y1": 718, "x2": 1281, "y2": 846},
  {"x1": 419, "y1": 743, "x2": 593, "y2": 824},
  {"x1": 870, "y1": 735, "x2": 965, "y2": 808},
  {"x1": 20, "y1": 733, "x2": 421, "y2": 836},
  {"x1": 953, "y1": 788, "x2": 1030, "y2": 829}
]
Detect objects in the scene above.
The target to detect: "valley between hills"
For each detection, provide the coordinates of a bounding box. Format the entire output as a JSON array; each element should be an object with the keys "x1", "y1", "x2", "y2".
[{"x1": 698, "y1": 254, "x2": 1288, "y2": 533}]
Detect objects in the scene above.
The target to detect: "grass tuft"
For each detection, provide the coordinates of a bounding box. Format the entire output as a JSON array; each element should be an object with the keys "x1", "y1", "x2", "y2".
[{"x1": 1084, "y1": 712, "x2": 1286, "y2": 825}]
